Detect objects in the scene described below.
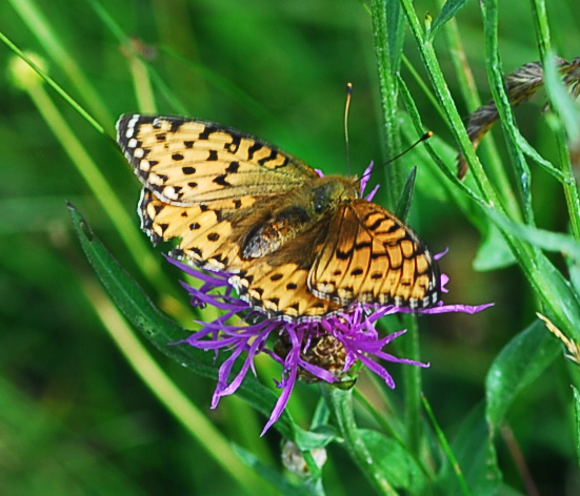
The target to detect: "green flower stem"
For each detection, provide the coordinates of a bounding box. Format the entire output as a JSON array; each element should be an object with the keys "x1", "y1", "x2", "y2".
[
  {"x1": 0, "y1": 31, "x2": 106, "y2": 137},
  {"x1": 23, "y1": 80, "x2": 194, "y2": 322},
  {"x1": 398, "y1": 0, "x2": 580, "y2": 340},
  {"x1": 421, "y1": 395, "x2": 472, "y2": 496},
  {"x1": 129, "y1": 55, "x2": 158, "y2": 115},
  {"x1": 399, "y1": 315, "x2": 422, "y2": 456},
  {"x1": 553, "y1": 128, "x2": 580, "y2": 240},
  {"x1": 437, "y1": 2, "x2": 520, "y2": 221},
  {"x1": 8, "y1": 0, "x2": 113, "y2": 129},
  {"x1": 81, "y1": 277, "x2": 272, "y2": 496},
  {"x1": 370, "y1": 0, "x2": 404, "y2": 208},
  {"x1": 529, "y1": 0, "x2": 580, "y2": 240},
  {"x1": 398, "y1": 0, "x2": 501, "y2": 205},
  {"x1": 326, "y1": 388, "x2": 399, "y2": 496},
  {"x1": 529, "y1": 0, "x2": 551, "y2": 60},
  {"x1": 400, "y1": 62, "x2": 580, "y2": 341},
  {"x1": 87, "y1": 0, "x2": 190, "y2": 117},
  {"x1": 353, "y1": 388, "x2": 402, "y2": 442},
  {"x1": 480, "y1": 1, "x2": 535, "y2": 225}
]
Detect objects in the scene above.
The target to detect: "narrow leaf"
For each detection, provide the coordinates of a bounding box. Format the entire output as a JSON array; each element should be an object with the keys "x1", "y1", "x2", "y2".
[
  {"x1": 68, "y1": 203, "x2": 296, "y2": 439},
  {"x1": 486, "y1": 319, "x2": 560, "y2": 429},
  {"x1": 436, "y1": 404, "x2": 502, "y2": 496},
  {"x1": 574, "y1": 386, "x2": 580, "y2": 469},
  {"x1": 514, "y1": 129, "x2": 569, "y2": 184},
  {"x1": 359, "y1": 429, "x2": 428, "y2": 493},
  {"x1": 395, "y1": 166, "x2": 417, "y2": 221},
  {"x1": 422, "y1": 396, "x2": 470, "y2": 496},
  {"x1": 473, "y1": 223, "x2": 517, "y2": 271},
  {"x1": 429, "y1": 0, "x2": 469, "y2": 40},
  {"x1": 544, "y1": 52, "x2": 580, "y2": 146},
  {"x1": 293, "y1": 425, "x2": 338, "y2": 451},
  {"x1": 484, "y1": 207, "x2": 580, "y2": 261}
]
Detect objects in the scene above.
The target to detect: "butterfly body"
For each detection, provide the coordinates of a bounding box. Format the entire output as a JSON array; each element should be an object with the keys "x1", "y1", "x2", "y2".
[
  {"x1": 241, "y1": 175, "x2": 358, "y2": 259},
  {"x1": 118, "y1": 114, "x2": 440, "y2": 321}
]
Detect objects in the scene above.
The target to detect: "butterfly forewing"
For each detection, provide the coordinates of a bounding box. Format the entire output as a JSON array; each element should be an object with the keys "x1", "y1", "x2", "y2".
[
  {"x1": 117, "y1": 115, "x2": 318, "y2": 205},
  {"x1": 309, "y1": 200, "x2": 439, "y2": 309}
]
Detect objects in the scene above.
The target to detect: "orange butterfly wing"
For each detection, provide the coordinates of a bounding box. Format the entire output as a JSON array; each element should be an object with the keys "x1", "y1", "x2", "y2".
[
  {"x1": 118, "y1": 114, "x2": 439, "y2": 319},
  {"x1": 117, "y1": 114, "x2": 318, "y2": 205},
  {"x1": 308, "y1": 199, "x2": 439, "y2": 309}
]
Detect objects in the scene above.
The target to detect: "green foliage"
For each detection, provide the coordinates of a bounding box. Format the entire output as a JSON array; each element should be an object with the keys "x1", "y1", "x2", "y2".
[
  {"x1": 485, "y1": 320, "x2": 560, "y2": 429},
  {"x1": 2, "y1": 0, "x2": 579, "y2": 494}
]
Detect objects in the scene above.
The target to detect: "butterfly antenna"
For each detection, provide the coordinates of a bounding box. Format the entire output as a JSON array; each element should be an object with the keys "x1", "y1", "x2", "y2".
[
  {"x1": 384, "y1": 131, "x2": 434, "y2": 166},
  {"x1": 344, "y1": 82, "x2": 353, "y2": 175}
]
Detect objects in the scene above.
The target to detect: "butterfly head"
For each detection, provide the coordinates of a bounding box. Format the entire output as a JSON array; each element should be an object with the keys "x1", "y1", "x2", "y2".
[{"x1": 308, "y1": 176, "x2": 359, "y2": 215}]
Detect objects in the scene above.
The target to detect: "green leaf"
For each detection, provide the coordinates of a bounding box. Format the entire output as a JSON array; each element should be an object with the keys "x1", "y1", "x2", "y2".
[
  {"x1": 568, "y1": 258, "x2": 580, "y2": 295},
  {"x1": 485, "y1": 319, "x2": 561, "y2": 430},
  {"x1": 535, "y1": 255, "x2": 580, "y2": 341},
  {"x1": 473, "y1": 222, "x2": 517, "y2": 271},
  {"x1": 513, "y1": 129, "x2": 569, "y2": 184},
  {"x1": 386, "y1": 0, "x2": 405, "y2": 70},
  {"x1": 484, "y1": 207, "x2": 580, "y2": 262},
  {"x1": 429, "y1": 0, "x2": 469, "y2": 40},
  {"x1": 293, "y1": 425, "x2": 338, "y2": 451},
  {"x1": 574, "y1": 386, "x2": 580, "y2": 469},
  {"x1": 359, "y1": 429, "x2": 428, "y2": 493},
  {"x1": 395, "y1": 166, "x2": 417, "y2": 221},
  {"x1": 311, "y1": 397, "x2": 331, "y2": 429},
  {"x1": 544, "y1": 52, "x2": 580, "y2": 147},
  {"x1": 68, "y1": 203, "x2": 296, "y2": 439},
  {"x1": 232, "y1": 444, "x2": 319, "y2": 496},
  {"x1": 422, "y1": 395, "x2": 470, "y2": 496},
  {"x1": 436, "y1": 404, "x2": 502, "y2": 496}
]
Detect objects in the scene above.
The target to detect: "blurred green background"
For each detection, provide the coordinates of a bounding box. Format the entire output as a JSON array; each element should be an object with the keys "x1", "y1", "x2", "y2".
[{"x1": 1, "y1": 0, "x2": 578, "y2": 494}]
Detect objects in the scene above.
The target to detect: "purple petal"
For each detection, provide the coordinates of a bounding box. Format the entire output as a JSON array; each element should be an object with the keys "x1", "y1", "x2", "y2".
[
  {"x1": 440, "y1": 274, "x2": 450, "y2": 293},
  {"x1": 260, "y1": 346, "x2": 301, "y2": 435},
  {"x1": 419, "y1": 302, "x2": 495, "y2": 315},
  {"x1": 220, "y1": 331, "x2": 270, "y2": 396},
  {"x1": 359, "y1": 161, "x2": 375, "y2": 195},
  {"x1": 373, "y1": 350, "x2": 429, "y2": 368},
  {"x1": 434, "y1": 248, "x2": 449, "y2": 261},
  {"x1": 357, "y1": 354, "x2": 396, "y2": 389},
  {"x1": 298, "y1": 359, "x2": 340, "y2": 383},
  {"x1": 365, "y1": 184, "x2": 381, "y2": 202}
]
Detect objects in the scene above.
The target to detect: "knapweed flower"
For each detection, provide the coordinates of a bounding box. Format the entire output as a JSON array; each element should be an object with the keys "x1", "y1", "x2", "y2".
[
  {"x1": 170, "y1": 251, "x2": 491, "y2": 434},
  {"x1": 169, "y1": 163, "x2": 493, "y2": 435}
]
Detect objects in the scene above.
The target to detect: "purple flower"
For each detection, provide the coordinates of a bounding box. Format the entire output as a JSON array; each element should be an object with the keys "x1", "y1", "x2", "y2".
[
  {"x1": 171, "y1": 256, "x2": 491, "y2": 435},
  {"x1": 169, "y1": 164, "x2": 493, "y2": 435}
]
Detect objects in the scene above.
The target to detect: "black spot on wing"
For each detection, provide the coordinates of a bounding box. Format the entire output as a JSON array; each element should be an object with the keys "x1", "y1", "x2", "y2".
[
  {"x1": 247, "y1": 142, "x2": 262, "y2": 160},
  {"x1": 213, "y1": 174, "x2": 231, "y2": 187},
  {"x1": 225, "y1": 161, "x2": 240, "y2": 173}
]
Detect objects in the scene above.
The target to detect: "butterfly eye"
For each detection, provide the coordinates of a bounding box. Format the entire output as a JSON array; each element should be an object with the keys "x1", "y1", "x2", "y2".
[{"x1": 312, "y1": 184, "x2": 333, "y2": 214}]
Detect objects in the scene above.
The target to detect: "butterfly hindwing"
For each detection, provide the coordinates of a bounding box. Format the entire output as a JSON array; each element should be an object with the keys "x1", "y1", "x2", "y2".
[
  {"x1": 139, "y1": 187, "x2": 295, "y2": 272},
  {"x1": 117, "y1": 114, "x2": 319, "y2": 205},
  {"x1": 231, "y1": 223, "x2": 338, "y2": 320},
  {"x1": 309, "y1": 200, "x2": 439, "y2": 309}
]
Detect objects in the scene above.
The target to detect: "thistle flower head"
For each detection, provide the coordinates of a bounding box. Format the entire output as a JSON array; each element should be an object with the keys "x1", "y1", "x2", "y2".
[{"x1": 170, "y1": 250, "x2": 491, "y2": 435}]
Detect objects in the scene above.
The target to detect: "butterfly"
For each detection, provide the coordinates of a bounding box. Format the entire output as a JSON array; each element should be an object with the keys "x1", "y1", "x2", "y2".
[{"x1": 116, "y1": 114, "x2": 440, "y2": 321}]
